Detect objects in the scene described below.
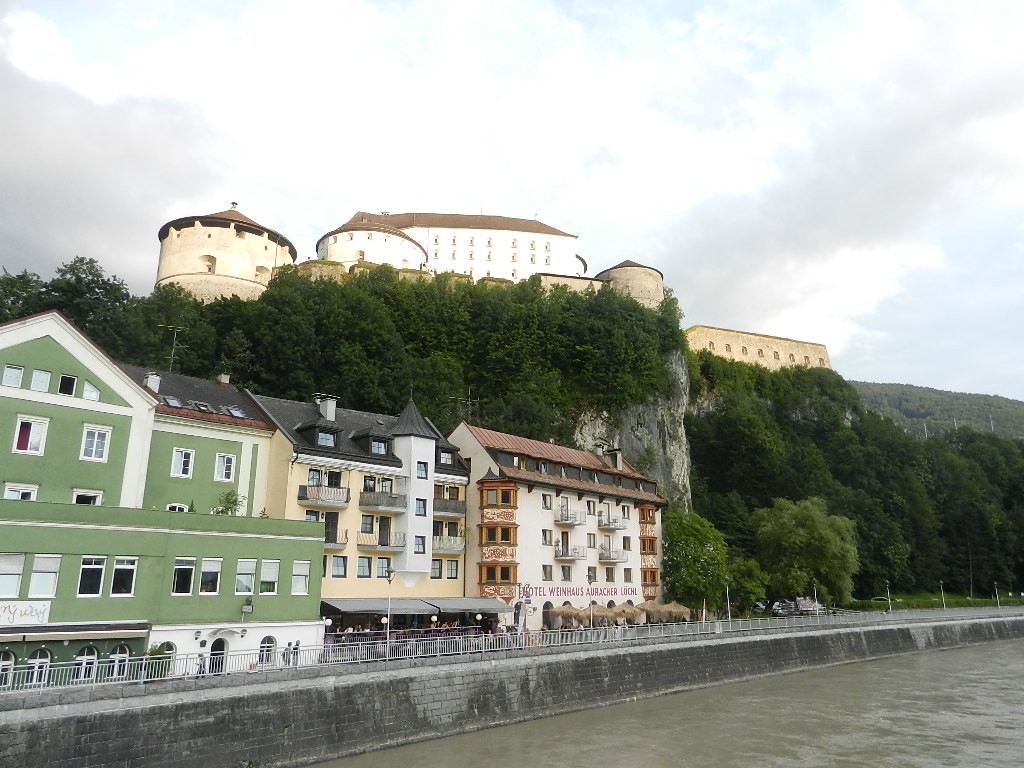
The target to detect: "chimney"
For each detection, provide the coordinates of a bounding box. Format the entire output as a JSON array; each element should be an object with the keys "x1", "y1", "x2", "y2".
[
  {"x1": 605, "y1": 448, "x2": 622, "y2": 470},
  {"x1": 314, "y1": 393, "x2": 337, "y2": 421},
  {"x1": 217, "y1": 373, "x2": 231, "y2": 386},
  {"x1": 143, "y1": 372, "x2": 161, "y2": 393}
]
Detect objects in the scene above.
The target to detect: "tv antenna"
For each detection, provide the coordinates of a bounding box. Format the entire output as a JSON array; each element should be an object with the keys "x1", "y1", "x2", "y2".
[
  {"x1": 449, "y1": 386, "x2": 481, "y2": 424},
  {"x1": 158, "y1": 324, "x2": 188, "y2": 372}
]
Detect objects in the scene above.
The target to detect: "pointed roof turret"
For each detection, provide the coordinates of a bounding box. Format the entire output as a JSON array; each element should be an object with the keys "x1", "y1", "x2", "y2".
[{"x1": 390, "y1": 399, "x2": 442, "y2": 439}]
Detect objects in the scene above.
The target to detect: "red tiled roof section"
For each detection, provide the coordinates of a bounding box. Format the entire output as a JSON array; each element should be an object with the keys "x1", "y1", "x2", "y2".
[
  {"x1": 157, "y1": 206, "x2": 297, "y2": 259},
  {"x1": 465, "y1": 424, "x2": 653, "y2": 481},
  {"x1": 154, "y1": 404, "x2": 272, "y2": 431},
  {"x1": 502, "y1": 466, "x2": 665, "y2": 505}
]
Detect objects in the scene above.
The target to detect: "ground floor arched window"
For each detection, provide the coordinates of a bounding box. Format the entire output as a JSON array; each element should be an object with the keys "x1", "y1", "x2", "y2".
[
  {"x1": 109, "y1": 644, "x2": 131, "y2": 678},
  {"x1": 27, "y1": 648, "x2": 50, "y2": 686},
  {"x1": 74, "y1": 646, "x2": 99, "y2": 681},
  {"x1": 0, "y1": 650, "x2": 14, "y2": 688},
  {"x1": 259, "y1": 636, "x2": 276, "y2": 666}
]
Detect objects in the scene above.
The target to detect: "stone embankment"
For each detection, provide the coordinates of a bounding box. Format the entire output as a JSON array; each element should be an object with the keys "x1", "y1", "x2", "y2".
[{"x1": 3, "y1": 616, "x2": 1023, "y2": 768}]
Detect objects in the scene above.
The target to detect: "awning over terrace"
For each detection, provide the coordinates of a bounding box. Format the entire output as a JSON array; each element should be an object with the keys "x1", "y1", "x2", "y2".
[
  {"x1": 423, "y1": 598, "x2": 512, "y2": 615},
  {"x1": 321, "y1": 598, "x2": 437, "y2": 615}
]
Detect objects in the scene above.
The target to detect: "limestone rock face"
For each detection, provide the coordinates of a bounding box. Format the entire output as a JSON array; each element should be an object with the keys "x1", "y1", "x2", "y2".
[{"x1": 574, "y1": 349, "x2": 691, "y2": 511}]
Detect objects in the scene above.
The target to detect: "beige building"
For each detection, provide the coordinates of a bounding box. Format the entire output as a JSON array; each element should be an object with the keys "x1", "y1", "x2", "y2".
[
  {"x1": 448, "y1": 423, "x2": 667, "y2": 631},
  {"x1": 155, "y1": 204, "x2": 297, "y2": 302},
  {"x1": 686, "y1": 326, "x2": 832, "y2": 371}
]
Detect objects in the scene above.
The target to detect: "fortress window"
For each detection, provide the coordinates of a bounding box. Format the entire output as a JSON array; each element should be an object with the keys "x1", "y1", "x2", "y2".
[
  {"x1": 758, "y1": 349, "x2": 764, "y2": 358},
  {"x1": 708, "y1": 342, "x2": 715, "y2": 351},
  {"x1": 511, "y1": 239, "x2": 517, "y2": 247},
  {"x1": 804, "y1": 356, "x2": 810, "y2": 364},
  {"x1": 545, "y1": 255, "x2": 550, "y2": 265},
  {"x1": 530, "y1": 241, "x2": 536, "y2": 250},
  {"x1": 487, "y1": 238, "x2": 492, "y2": 246},
  {"x1": 774, "y1": 351, "x2": 780, "y2": 360},
  {"x1": 366, "y1": 232, "x2": 372, "y2": 240},
  {"x1": 530, "y1": 254, "x2": 536, "y2": 264},
  {"x1": 511, "y1": 270, "x2": 517, "y2": 279},
  {"x1": 511, "y1": 253, "x2": 517, "y2": 262},
  {"x1": 789, "y1": 354, "x2": 796, "y2": 362},
  {"x1": 487, "y1": 252, "x2": 492, "y2": 261},
  {"x1": 819, "y1": 358, "x2": 825, "y2": 366},
  {"x1": 451, "y1": 236, "x2": 457, "y2": 245},
  {"x1": 724, "y1": 344, "x2": 731, "y2": 353},
  {"x1": 486, "y1": 270, "x2": 491, "y2": 277},
  {"x1": 741, "y1": 347, "x2": 747, "y2": 355},
  {"x1": 469, "y1": 237, "x2": 475, "y2": 246},
  {"x1": 452, "y1": 251, "x2": 457, "y2": 260},
  {"x1": 200, "y1": 255, "x2": 216, "y2": 273},
  {"x1": 469, "y1": 251, "x2": 474, "y2": 260},
  {"x1": 347, "y1": 233, "x2": 353, "y2": 240},
  {"x1": 545, "y1": 242, "x2": 551, "y2": 251},
  {"x1": 433, "y1": 250, "x2": 438, "y2": 259},
  {"x1": 433, "y1": 236, "x2": 439, "y2": 245},
  {"x1": 332, "y1": 236, "x2": 337, "y2": 244}
]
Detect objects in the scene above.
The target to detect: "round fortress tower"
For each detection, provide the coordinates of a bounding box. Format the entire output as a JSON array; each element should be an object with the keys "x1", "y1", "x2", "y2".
[
  {"x1": 155, "y1": 204, "x2": 297, "y2": 301},
  {"x1": 594, "y1": 260, "x2": 665, "y2": 309}
]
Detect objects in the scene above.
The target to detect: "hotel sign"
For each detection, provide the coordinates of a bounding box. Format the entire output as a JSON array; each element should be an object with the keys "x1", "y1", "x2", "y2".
[
  {"x1": 531, "y1": 586, "x2": 641, "y2": 599},
  {"x1": 0, "y1": 601, "x2": 50, "y2": 626}
]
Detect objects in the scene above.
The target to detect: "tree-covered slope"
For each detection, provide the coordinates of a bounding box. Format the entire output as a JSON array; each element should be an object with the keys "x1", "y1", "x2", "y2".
[
  {"x1": 686, "y1": 350, "x2": 1024, "y2": 600},
  {"x1": 851, "y1": 380, "x2": 1024, "y2": 440}
]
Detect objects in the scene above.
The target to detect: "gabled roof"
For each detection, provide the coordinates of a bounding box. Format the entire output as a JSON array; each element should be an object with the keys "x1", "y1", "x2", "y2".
[
  {"x1": 120, "y1": 365, "x2": 271, "y2": 430},
  {"x1": 252, "y1": 395, "x2": 466, "y2": 473}
]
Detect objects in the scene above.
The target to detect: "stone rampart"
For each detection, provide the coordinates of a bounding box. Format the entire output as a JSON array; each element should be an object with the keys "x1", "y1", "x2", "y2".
[{"x1": 3, "y1": 617, "x2": 1022, "y2": 768}]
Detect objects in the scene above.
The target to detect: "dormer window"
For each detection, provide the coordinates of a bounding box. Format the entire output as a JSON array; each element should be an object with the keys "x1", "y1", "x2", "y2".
[
  {"x1": 439, "y1": 451, "x2": 453, "y2": 465},
  {"x1": 317, "y1": 432, "x2": 335, "y2": 447},
  {"x1": 370, "y1": 439, "x2": 387, "y2": 455}
]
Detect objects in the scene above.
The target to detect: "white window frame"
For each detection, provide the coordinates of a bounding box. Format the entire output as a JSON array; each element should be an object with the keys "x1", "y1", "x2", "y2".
[
  {"x1": 57, "y1": 374, "x2": 77, "y2": 396},
  {"x1": 81, "y1": 381, "x2": 100, "y2": 401},
  {"x1": 2, "y1": 365, "x2": 24, "y2": 387},
  {"x1": 235, "y1": 558, "x2": 256, "y2": 594},
  {"x1": 80, "y1": 425, "x2": 111, "y2": 462},
  {"x1": 28, "y1": 554, "x2": 60, "y2": 598},
  {"x1": 72, "y1": 489, "x2": 103, "y2": 505},
  {"x1": 214, "y1": 453, "x2": 235, "y2": 482},
  {"x1": 4, "y1": 483, "x2": 38, "y2": 501},
  {"x1": 259, "y1": 559, "x2": 279, "y2": 595},
  {"x1": 199, "y1": 558, "x2": 222, "y2": 595},
  {"x1": 446, "y1": 560, "x2": 458, "y2": 580},
  {"x1": 110, "y1": 556, "x2": 138, "y2": 597},
  {"x1": 167, "y1": 503, "x2": 189, "y2": 513},
  {"x1": 77, "y1": 556, "x2": 106, "y2": 597},
  {"x1": 0, "y1": 553, "x2": 25, "y2": 598},
  {"x1": 291, "y1": 560, "x2": 310, "y2": 595},
  {"x1": 171, "y1": 448, "x2": 194, "y2": 478},
  {"x1": 12, "y1": 415, "x2": 48, "y2": 455},
  {"x1": 30, "y1": 370, "x2": 50, "y2": 392},
  {"x1": 171, "y1": 557, "x2": 195, "y2": 595},
  {"x1": 331, "y1": 555, "x2": 347, "y2": 578},
  {"x1": 370, "y1": 439, "x2": 386, "y2": 454}
]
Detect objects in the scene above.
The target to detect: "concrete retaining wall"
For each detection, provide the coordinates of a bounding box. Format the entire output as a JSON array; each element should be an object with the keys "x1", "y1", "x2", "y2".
[{"x1": 3, "y1": 617, "x2": 1023, "y2": 768}]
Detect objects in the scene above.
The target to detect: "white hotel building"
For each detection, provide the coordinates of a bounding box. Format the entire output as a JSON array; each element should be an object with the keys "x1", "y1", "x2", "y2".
[
  {"x1": 449, "y1": 423, "x2": 666, "y2": 631},
  {"x1": 316, "y1": 212, "x2": 584, "y2": 282}
]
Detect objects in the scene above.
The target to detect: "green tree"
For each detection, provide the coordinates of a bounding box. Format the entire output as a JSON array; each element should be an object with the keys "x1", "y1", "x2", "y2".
[
  {"x1": 753, "y1": 497, "x2": 859, "y2": 604},
  {"x1": 0, "y1": 268, "x2": 44, "y2": 322},
  {"x1": 661, "y1": 507, "x2": 728, "y2": 609},
  {"x1": 728, "y1": 558, "x2": 769, "y2": 612}
]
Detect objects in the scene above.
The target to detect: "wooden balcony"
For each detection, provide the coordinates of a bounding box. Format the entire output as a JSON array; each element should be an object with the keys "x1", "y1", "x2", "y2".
[
  {"x1": 298, "y1": 485, "x2": 351, "y2": 507},
  {"x1": 359, "y1": 492, "x2": 407, "y2": 513},
  {"x1": 432, "y1": 535, "x2": 465, "y2": 554},
  {"x1": 356, "y1": 532, "x2": 407, "y2": 551},
  {"x1": 432, "y1": 498, "x2": 466, "y2": 518}
]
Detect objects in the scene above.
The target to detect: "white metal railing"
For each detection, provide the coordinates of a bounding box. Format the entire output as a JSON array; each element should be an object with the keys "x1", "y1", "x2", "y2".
[{"x1": 6, "y1": 608, "x2": 1023, "y2": 696}]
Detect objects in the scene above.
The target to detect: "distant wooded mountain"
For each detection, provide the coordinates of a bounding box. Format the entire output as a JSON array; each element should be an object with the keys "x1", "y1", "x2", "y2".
[{"x1": 850, "y1": 381, "x2": 1024, "y2": 440}]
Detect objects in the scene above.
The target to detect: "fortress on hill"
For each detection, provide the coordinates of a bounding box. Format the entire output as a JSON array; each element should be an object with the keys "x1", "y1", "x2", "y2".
[{"x1": 154, "y1": 204, "x2": 830, "y2": 370}]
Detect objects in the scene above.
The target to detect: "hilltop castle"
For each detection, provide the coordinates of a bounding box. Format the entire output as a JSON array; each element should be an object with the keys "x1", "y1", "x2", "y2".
[
  {"x1": 155, "y1": 205, "x2": 666, "y2": 309},
  {"x1": 154, "y1": 204, "x2": 830, "y2": 370}
]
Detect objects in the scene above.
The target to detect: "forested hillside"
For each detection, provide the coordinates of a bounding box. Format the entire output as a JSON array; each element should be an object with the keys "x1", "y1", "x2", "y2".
[
  {"x1": 0, "y1": 257, "x2": 683, "y2": 446},
  {"x1": 851, "y1": 380, "x2": 1024, "y2": 440},
  {"x1": 685, "y1": 351, "x2": 1024, "y2": 602}
]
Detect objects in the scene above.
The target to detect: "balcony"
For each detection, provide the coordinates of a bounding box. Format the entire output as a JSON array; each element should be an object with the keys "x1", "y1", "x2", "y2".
[
  {"x1": 359, "y1": 492, "x2": 407, "y2": 513},
  {"x1": 597, "y1": 515, "x2": 627, "y2": 530},
  {"x1": 432, "y1": 535, "x2": 466, "y2": 554},
  {"x1": 554, "y1": 544, "x2": 586, "y2": 560},
  {"x1": 599, "y1": 546, "x2": 628, "y2": 562},
  {"x1": 324, "y1": 527, "x2": 349, "y2": 549},
  {"x1": 554, "y1": 510, "x2": 583, "y2": 526},
  {"x1": 433, "y1": 498, "x2": 466, "y2": 518},
  {"x1": 356, "y1": 532, "x2": 407, "y2": 551},
  {"x1": 299, "y1": 485, "x2": 350, "y2": 508}
]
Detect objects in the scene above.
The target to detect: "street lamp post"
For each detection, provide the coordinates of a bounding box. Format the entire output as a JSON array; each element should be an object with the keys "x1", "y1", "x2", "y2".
[
  {"x1": 724, "y1": 576, "x2": 731, "y2": 623},
  {"x1": 995, "y1": 582, "x2": 1000, "y2": 609},
  {"x1": 587, "y1": 572, "x2": 596, "y2": 629},
  {"x1": 384, "y1": 566, "x2": 396, "y2": 667},
  {"x1": 885, "y1": 579, "x2": 892, "y2": 615},
  {"x1": 812, "y1": 579, "x2": 819, "y2": 624},
  {"x1": 939, "y1": 580, "x2": 946, "y2": 611}
]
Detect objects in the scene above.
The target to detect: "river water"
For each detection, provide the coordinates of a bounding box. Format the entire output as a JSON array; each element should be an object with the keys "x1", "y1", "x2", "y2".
[{"x1": 315, "y1": 640, "x2": 1024, "y2": 767}]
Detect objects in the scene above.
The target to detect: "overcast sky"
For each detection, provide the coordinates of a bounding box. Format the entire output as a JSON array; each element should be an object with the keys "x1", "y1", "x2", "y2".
[{"x1": 1, "y1": 1, "x2": 1022, "y2": 401}]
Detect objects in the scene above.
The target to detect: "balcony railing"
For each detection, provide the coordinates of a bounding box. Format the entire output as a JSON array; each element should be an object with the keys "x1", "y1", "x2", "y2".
[
  {"x1": 599, "y1": 546, "x2": 628, "y2": 562},
  {"x1": 554, "y1": 544, "x2": 586, "y2": 560},
  {"x1": 597, "y1": 515, "x2": 627, "y2": 530},
  {"x1": 298, "y1": 485, "x2": 350, "y2": 507},
  {"x1": 554, "y1": 510, "x2": 583, "y2": 526},
  {"x1": 359, "y1": 492, "x2": 407, "y2": 513},
  {"x1": 432, "y1": 498, "x2": 467, "y2": 518},
  {"x1": 324, "y1": 527, "x2": 348, "y2": 548},
  {"x1": 432, "y1": 535, "x2": 466, "y2": 553},
  {"x1": 356, "y1": 532, "x2": 407, "y2": 550}
]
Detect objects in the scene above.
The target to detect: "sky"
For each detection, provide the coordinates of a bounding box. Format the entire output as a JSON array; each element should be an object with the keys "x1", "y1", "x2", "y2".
[{"x1": 1, "y1": 0, "x2": 1022, "y2": 401}]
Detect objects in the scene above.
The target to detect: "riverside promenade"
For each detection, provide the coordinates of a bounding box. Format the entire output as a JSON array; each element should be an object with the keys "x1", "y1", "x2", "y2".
[{"x1": 3, "y1": 609, "x2": 1024, "y2": 767}]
